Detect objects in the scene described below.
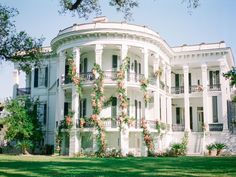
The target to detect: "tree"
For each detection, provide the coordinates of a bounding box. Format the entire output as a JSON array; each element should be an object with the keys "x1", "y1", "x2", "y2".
[
  {"x1": 3, "y1": 96, "x2": 42, "y2": 154},
  {"x1": 59, "y1": 0, "x2": 200, "y2": 20},
  {"x1": 224, "y1": 68, "x2": 236, "y2": 87},
  {"x1": 0, "y1": 4, "x2": 44, "y2": 73}
]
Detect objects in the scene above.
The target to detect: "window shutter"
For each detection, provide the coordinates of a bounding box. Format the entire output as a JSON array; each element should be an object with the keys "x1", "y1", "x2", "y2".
[
  {"x1": 209, "y1": 71, "x2": 213, "y2": 86},
  {"x1": 34, "y1": 68, "x2": 38, "y2": 87},
  {"x1": 216, "y1": 70, "x2": 220, "y2": 84},
  {"x1": 43, "y1": 104, "x2": 47, "y2": 125},
  {"x1": 112, "y1": 55, "x2": 118, "y2": 69},
  {"x1": 84, "y1": 58, "x2": 88, "y2": 73},
  {"x1": 45, "y1": 67, "x2": 48, "y2": 87},
  {"x1": 79, "y1": 100, "x2": 82, "y2": 118},
  {"x1": 139, "y1": 63, "x2": 141, "y2": 74},
  {"x1": 83, "y1": 99, "x2": 87, "y2": 117},
  {"x1": 189, "y1": 73, "x2": 191, "y2": 86},
  {"x1": 175, "y1": 74, "x2": 179, "y2": 87},
  {"x1": 64, "y1": 102, "x2": 69, "y2": 116},
  {"x1": 111, "y1": 97, "x2": 117, "y2": 118},
  {"x1": 212, "y1": 96, "x2": 218, "y2": 123},
  {"x1": 176, "y1": 107, "x2": 180, "y2": 124}
]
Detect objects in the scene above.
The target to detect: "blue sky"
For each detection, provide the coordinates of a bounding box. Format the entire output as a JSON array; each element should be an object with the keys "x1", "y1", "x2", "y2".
[{"x1": 0, "y1": 0, "x2": 235, "y2": 101}]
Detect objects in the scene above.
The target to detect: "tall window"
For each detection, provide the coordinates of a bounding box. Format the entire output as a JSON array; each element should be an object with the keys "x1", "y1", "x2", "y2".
[
  {"x1": 176, "y1": 107, "x2": 180, "y2": 124},
  {"x1": 112, "y1": 55, "x2": 118, "y2": 70},
  {"x1": 37, "y1": 103, "x2": 47, "y2": 126},
  {"x1": 80, "y1": 58, "x2": 88, "y2": 73},
  {"x1": 212, "y1": 96, "x2": 218, "y2": 123},
  {"x1": 80, "y1": 99, "x2": 87, "y2": 118},
  {"x1": 111, "y1": 97, "x2": 117, "y2": 118},
  {"x1": 34, "y1": 67, "x2": 48, "y2": 87},
  {"x1": 127, "y1": 98, "x2": 130, "y2": 116},
  {"x1": 209, "y1": 71, "x2": 220, "y2": 86}
]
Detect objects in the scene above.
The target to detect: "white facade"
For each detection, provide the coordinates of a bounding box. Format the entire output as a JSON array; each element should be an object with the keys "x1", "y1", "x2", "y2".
[{"x1": 13, "y1": 17, "x2": 236, "y2": 156}]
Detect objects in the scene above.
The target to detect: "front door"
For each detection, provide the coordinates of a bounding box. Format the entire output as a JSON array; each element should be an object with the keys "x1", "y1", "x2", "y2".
[{"x1": 197, "y1": 107, "x2": 204, "y2": 131}]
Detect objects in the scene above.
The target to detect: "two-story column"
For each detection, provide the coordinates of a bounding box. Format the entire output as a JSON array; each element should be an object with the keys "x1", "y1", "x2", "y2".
[
  {"x1": 154, "y1": 56, "x2": 160, "y2": 121},
  {"x1": 69, "y1": 47, "x2": 81, "y2": 156},
  {"x1": 142, "y1": 48, "x2": 149, "y2": 121},
  {"x1": 220, "y1": 60, "x2": 228, "y2": 131},
  {"x1": 120, "y1": 44, "x2": 129, "y2": 156},
  {"x1": 95, "y1": 44, "x2": 103, "y2": 66},
  {"x1": 183, "y1": 65, "x2": 190, "y2": 131},
  {"x1": 201, "y1": 64, "x2": 209, "y2": 132},
  {"x1": 166, "y1": 65, "x2": 172, "y2": 131},
  {"x1": 55, "y1": 51, "x2": 66, "y2": 152}
]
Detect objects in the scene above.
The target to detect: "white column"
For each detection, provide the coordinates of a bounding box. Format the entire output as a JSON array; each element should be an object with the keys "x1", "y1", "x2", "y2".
[
  {"x1": 120, "y1": 44, "x2": 129, "y2": 156},
  {"x1": 154, "y1": 57, "x2": 160, "y2": 120},
  {"x1": 143, "y1": 48, "x2": 149, "y2": 78},
  {"x1": 166, "y1": 65, "x2": 172, "y2": 130},
  {"x1": 201, "y1": 64, "x2": 209, "y2": 131},
  {"x1": 220, "y1": 60, "x2": 228, "y2": 131},
  {"x1": 69, "y1": 47, "x2": 81, "y2": 156},
  {"x1": 95, "y1": 44, "x2": 103, "y2": 66},
  {"x1": 12, "y1": 69, "x2": 20, "y2": 98},
  {"x1": 183, "y1": 65, "x2": 190, "y2": 131}
]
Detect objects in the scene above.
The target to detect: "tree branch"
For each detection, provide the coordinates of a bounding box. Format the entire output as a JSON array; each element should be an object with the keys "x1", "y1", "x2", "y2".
[{"x1": 68, "y1": 0, "x2": 83, "y2": 10}]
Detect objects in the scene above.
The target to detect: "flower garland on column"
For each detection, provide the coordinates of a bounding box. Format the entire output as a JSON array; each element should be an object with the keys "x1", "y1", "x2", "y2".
[
  {"x1": 139, "y1": 78, "x2": 150, "y2": 107},
  {"x1": 117, "y1": 57, "x2": 130, "y2": 129},
  {"x1": 141, "y1": 118, "x2": 154, "y2": 156},
  {"x1": 90, "y1": 64, "x2": 106, "y2": 155},
  {"x1": 67, "y1": 57, "x2": 82, "y2": 97}
]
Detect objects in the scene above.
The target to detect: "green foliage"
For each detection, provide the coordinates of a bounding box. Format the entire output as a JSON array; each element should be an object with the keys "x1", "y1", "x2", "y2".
[
  {"x1": 0, "y1": 4, "x2": 44, "y2": 73},
  {"x1": 206, "y1": 144, "x2": 215, "y2": 151},
  {"x1": 16, "y1": 140, "x2": 33, "y2": 155},
  {"x1": 214, "y1": 143, "x2": 227, "y2": 151},
  {"x1": 3, "y1": 96, "x2": 43, "y2": 153},
  {"x1": 224, "y1": 67, "x2": 236, "y2": 87},
  {"x1": 59, "y1": 0, "x2": 200, "y2": 21},
  {"x1": 170, "y1": 132, "x2": 188, "y2": 156}
]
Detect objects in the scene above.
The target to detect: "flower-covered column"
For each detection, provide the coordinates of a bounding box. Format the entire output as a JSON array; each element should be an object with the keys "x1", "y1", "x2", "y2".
[
  {"x1": 69, "y1": 47, "x2": 81, "y2": 156},
  {"x1": 201, "y1": 63, "x2": 209, "y2": 132},
  {"x1": 119, "y1": 44, "x2": 129, "y2": 156},
  {"x1": 142, "y1": 48, "x2": 149, "y2": 120},
  {"x1": 154, "y1": 56, "x2": 160, "y2": 121}
]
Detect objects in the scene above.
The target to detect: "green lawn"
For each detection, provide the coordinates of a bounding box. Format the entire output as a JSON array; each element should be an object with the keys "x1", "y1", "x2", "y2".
[{"x1": 0, "y1": 155, "x2": 236, "y2": 177}]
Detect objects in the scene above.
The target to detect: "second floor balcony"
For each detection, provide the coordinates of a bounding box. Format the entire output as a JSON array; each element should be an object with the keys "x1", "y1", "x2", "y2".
[{"x1": 16, "y1": 87, "x2": 31, "y2": 96}]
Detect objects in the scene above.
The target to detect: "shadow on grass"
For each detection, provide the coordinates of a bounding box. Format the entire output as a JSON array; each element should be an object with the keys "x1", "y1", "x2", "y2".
[{"x1": 0, "y1": 156, "x2": 236, "y2": 177}]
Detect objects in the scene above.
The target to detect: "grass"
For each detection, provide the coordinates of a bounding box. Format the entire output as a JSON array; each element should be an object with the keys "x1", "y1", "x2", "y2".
[{"x1": 0, "y1": 155, "x2": 236, "y2": 177}]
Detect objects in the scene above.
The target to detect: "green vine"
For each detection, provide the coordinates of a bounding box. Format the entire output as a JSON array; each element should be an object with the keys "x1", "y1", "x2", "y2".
[
  {"x1": 56, "y1": 111, "x2": 74, "y2": 155},
  {"x1": 67, "y1": 53, "x2": 82, "y2": 97},
  {"x1": 117, "y1": 57, "x2": 130, "y2": 129},
  {"x1": 141, "y1": 118, "x2": 154, "y2": 156},
  {"x1": 139, "y1": 78, "x2": 150, "y2": 107},
  {"x1": 90, "y1": 64, "x2": 106, "y2": 156}
]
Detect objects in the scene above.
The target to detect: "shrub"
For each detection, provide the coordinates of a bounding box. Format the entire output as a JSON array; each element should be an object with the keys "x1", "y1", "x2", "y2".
[
  {"x1": 105, "y1": 149, "x2": 122, "y2": 158},
  {"x1": 126, "y1": 151, "x2": 134, "y2": 157},
  {"x1": 214, "y1": 143, "x2": 227, "y2": 156},
  {"x1": 16, "y1": 140, "x2": 32, "y2": 155},
  {"x1": 206, "y1": 144, "x2": 215, "y2": 156},
  {"x1": 170, "y1": 143, "x2": 185, "y2": 156}
]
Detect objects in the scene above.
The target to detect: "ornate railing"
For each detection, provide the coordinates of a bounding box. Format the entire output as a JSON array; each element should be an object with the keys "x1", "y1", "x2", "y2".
[
  {"x1": 103, "y1": 118, "x2": 119, "y2": 128},
  {"x1": 189, "y1": 85, "x2": 203, "y2": 93},
  {"x1": 16, "y1": 87, "x2": 31, "y2": 96},
  {"x1": 208, "y1": 84, "x2": 221, "y2": 91},
  {"x1": 127, "y1": 73, "x2": 144, "y2": 83},
  {"x1": 209, "y1": 123, "x2": 223, "y2": 131},
  {"x1": 172, "y1": 124, "x2": 185, "y2": 131},
  {"x1": 171, "y1": 86, "x2": 184, "y2": 94}
]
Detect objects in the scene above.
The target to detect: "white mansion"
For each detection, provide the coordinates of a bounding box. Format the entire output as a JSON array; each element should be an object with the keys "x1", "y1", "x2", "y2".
[{"x1": 13, "y1": 17, "x2": 236, "y2": 156}]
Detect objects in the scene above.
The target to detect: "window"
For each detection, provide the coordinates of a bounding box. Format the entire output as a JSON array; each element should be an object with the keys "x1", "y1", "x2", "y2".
[
  {"x1": 212, "y1": 96, "x2": 218, "y2": 123},
  {"x1": 127, "y1": 98, "x2": 130, "y2": 116},
  {"x1": 190, "y1": 107, "x2": 193, "y2": 130},
  {"x1": 37, "y1": 103, "x2": 47, "y2": 125},
  {"x1": 138, "y1": 63, "x2": 141, "y2": 74},
  {"x1": 64, "y1": 102, "x2": 69, "y2": 116},
  {"x1": 112, "y1": 55, "x2": 118, "y2": 69},
  {"x1": 111, "y1": 97, "x2": 117, "y2": 118},
  {"x1": 176, "y1": 107, "x2": 180, "y2": 124},
  {"x1": 80, "y1": 58, "x2": 88, "y2": 73},
  {"x1": 80, "y1": 99, "x2": 87, "y2": 118},
  {"x1": 34, "y1": 67, "x2": 48, "y2": 88},
  {"x1": 209, "y1": 70, "x2": 220, "y2": 86}
]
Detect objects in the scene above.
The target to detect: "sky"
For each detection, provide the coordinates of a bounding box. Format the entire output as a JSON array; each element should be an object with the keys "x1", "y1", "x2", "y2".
[{"x1": 0, "y1": 0, "x2": 236, "y2": 101}]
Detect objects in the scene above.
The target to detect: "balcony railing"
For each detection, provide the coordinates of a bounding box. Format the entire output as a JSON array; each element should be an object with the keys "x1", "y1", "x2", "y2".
[
  {"x1": 208, "y1": 84, "x2": 221, "y2": 91},
  {"x1": 16, "y1": 87, "x2": 31, "y2": 96},
  {"x1": 209, "y1": 123, "x2": 223, "y2": 131},
  {"x1": 127, "y1": 73, "x2": 144, "y2": 83},
  {"x1": 189, "y1": 85, "x2": 203, "y2": 93},
  {"x1": 148, "y1": 77, "x2": 157, "y2": 86},
  {"x1": 171, "y1": 86, "x2": 184, "y2": 94},
  {"x1": 172, "y1": 124, "x2": 185, "y2": 131}
]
